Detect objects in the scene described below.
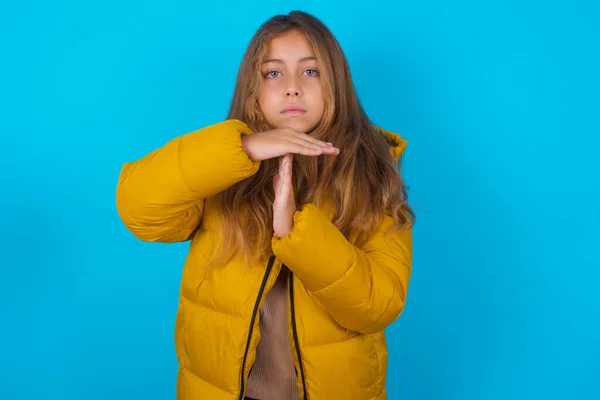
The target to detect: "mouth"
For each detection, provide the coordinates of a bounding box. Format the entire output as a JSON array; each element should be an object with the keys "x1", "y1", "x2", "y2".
[{"x1": 281, "y1": 106, "x2": 306, "y2": 116}]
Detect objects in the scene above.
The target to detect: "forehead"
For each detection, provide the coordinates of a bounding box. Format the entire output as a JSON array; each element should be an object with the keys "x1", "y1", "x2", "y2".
[{"x1": 265, "y1": 30, "x2": 315, "y2": 60}]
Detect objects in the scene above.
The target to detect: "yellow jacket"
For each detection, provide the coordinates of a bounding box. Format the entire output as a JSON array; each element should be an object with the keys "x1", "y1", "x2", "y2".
[{"x1": 116, "y1": 120, "x2": 412, "y2": 400}]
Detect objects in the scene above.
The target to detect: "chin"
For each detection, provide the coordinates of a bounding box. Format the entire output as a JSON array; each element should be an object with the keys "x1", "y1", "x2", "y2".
[{"x1": 278, "y1": 119, "x2": 318, "y2": 134}]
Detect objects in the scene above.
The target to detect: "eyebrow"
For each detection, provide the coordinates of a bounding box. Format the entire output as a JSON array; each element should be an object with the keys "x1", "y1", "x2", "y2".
[{"x1": 262, "y1": 56, "x2": 317, "y2": 64}]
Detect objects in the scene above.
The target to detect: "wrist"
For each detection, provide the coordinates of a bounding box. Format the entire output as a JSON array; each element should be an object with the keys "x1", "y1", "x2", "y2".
[
  {"x1": 241, "y1": 135, "x2": 255, "y2": 161},
  {"x1": 274, "y1": 210, "x2": 295, "y2": 237}
]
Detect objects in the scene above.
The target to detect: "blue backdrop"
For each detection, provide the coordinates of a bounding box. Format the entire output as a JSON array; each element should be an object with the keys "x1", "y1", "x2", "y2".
[{"x1": 1, "y1": 1, "x2": 598, "y2": 399}]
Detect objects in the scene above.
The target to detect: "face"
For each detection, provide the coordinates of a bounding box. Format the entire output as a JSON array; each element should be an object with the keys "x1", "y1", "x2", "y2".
[{"x1": 258, "y1": 30, "x2": 325, "y2": 133}]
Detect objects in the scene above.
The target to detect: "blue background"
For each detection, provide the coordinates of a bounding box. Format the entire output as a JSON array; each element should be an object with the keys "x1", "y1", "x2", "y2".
[{"x1": 1, "y1": 1, "x2": 598, "y2": 399}]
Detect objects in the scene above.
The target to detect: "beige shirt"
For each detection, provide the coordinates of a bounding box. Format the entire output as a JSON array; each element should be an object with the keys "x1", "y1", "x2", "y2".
[{"x1": 245, "y1": 268, "x2": 301, "y2": 400}]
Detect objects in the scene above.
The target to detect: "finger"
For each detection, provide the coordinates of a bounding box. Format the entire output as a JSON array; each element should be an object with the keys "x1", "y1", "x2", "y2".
[
  {"x1": 316, "y1": 146, "x2": 340, "y2": 155},
  {"x1": 287, "y1": 141, "x2": 323, "y2": 156},
  {"x1": 281, "y1": 160, "x2": 293, "y2": 193},
  {"x1": 281, "y1": 156, "x2": 288, "y2": 181},
  {"x1": 289, "y1": 142, "x2": 340, "y2": 156},
  {"x1": 293, "y1": 132, "x2": 334, "y2": 147},
  {"x1": 287, "y1": 137, "x2": 323, "y2": 152},
  {"x1": 295, "y1": 136, "x2": 336, "y2": 151},
  {"x1": 284, "y1": 154, "x2": 293, "y2": 181},
  {"x1": 290, "y1": 137, "x2": 340, "y2": 154},
  {"x1": 283, "y1": 126, "x2": 333, "y2": 147}
]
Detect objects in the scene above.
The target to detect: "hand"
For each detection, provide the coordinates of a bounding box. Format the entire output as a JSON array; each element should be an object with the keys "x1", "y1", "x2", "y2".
[
  {"x1": 273, "y1": 153, "x2": 296, "y2": 237},
  {"x1": 242, "y1": 127, "x2": 340, "y2": 162}
]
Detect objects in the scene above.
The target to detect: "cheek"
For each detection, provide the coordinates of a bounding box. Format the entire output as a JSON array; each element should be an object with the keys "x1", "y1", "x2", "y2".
[
  {"x1": 258, "y1": 85, "x2": 281, "y2": 124},
  {"x1": 313, "y1": 85, "x2": 326, "y2": 114},
  {"x1": 259, "y1": 83, "x2": 278, "y2": 103},
  {"x1": 258, "y1": 87, "x2": 273, "y2": 110},
  {"x1": 311, "y1": 80, "x2": 324, "y2": 99}
]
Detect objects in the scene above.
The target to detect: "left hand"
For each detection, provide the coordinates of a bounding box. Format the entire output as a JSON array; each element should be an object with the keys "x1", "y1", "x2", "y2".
[{"x1": 273, "y1": 153, "x2": 296, "y2": 237}]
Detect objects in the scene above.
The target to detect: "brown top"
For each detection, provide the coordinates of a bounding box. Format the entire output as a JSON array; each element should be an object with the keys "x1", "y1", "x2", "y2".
[{"x1": 245, "y1": 268, "x2": 300, "y2": 400}]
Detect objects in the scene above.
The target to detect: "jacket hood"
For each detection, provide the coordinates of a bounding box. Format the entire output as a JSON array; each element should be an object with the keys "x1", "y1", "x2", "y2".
[{"x1": 374, "y1": 126, "x2": 408, "y2": 162}]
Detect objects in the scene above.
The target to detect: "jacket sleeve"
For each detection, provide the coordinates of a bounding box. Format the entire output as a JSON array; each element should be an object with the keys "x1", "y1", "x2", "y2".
[
  {"x1": 116, "y1": 119, "x2": 260, "y2": 243},
  {"x1": 271, "y1": 203, "x2": 412, "y2": 334}
]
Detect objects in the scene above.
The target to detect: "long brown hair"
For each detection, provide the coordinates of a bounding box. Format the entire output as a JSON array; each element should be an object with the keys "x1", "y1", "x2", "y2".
[{"x1": 211, "y1": 10, "x2": 415, "y2": 267}]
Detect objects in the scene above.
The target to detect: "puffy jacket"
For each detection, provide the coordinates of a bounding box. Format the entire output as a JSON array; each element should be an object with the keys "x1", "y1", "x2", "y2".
[{"x1": 116, "y1": 120, "x2": 412, "y2": 400}]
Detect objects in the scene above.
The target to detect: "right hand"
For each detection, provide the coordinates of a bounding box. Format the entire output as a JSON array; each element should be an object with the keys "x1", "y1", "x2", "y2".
[{"x1": 241, "y1": 127, "x2": 340, "y2": 162}]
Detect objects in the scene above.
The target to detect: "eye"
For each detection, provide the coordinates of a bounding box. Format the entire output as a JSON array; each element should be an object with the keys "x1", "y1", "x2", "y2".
[
  {"x1": 265, "y1": 70, "x2": 281, "y2": 79},
  {"x1": 304, "y1": 69, "x2": 319, "y2": 77}
]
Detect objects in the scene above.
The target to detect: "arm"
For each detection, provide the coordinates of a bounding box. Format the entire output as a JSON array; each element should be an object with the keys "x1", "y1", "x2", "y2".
[
  {"x1": 271, "y1": 204, "x2": 412, "y2": 334},
  {"x1": 116, "y1": 119, "x2": 260, "y2": 243}
]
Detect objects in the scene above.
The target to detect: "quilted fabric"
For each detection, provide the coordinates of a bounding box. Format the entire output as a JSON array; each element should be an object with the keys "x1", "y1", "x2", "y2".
[{"x1": 116, "y1": 120, "x2": 412, "y2": 400}]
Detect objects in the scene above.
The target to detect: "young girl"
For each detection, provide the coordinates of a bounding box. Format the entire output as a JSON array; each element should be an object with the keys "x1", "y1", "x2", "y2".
[{"x1": 116, "y1": 10, "x2": 414, "y2": 400}]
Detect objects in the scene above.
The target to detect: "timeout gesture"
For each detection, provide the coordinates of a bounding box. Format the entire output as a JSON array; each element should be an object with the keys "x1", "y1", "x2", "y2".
[{"x1": 242, "y1": 127, "x2": 340, "y2": 237}]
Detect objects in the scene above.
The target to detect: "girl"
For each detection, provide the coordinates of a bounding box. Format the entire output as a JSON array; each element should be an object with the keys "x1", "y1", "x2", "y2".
[{"x1": 116, "y1": 10, "x2": 414, "y2": 400}]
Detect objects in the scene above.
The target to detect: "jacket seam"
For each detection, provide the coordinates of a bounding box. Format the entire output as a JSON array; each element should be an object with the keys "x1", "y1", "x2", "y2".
[
  {"x1": 303, "y1": 333, "x2": 362, "y2": 349},
  {"x1": 179, "y1": 364, "x2": 234, "y2": 397},
  {"x1": 312, "y1": 248, "x2": 357, "y2": 295},
  {"x1": 366, "y1": 276, "x2": 398, "y2": 332},
  {"x1": 181, "y1": 290, "x2": 244, "y2": 319}
]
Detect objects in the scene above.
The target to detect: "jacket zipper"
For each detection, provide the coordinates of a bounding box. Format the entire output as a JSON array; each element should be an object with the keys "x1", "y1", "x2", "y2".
[
  {"x1": 289, "y1": 270, "x2": 308, "y2": 400},
  {"x1": 238, "y1": 255, "x2": 276, "y2": 400}
]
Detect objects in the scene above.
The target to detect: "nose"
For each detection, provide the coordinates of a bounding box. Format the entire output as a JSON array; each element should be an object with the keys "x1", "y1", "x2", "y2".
[{"x1": 285, "y1": 76, "x2": 302, "y2": 98}]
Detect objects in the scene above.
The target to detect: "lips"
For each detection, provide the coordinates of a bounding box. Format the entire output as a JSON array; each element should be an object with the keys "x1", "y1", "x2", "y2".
[{"x1": 281, "y1": 106, "x2": 306, "y2": 116}]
